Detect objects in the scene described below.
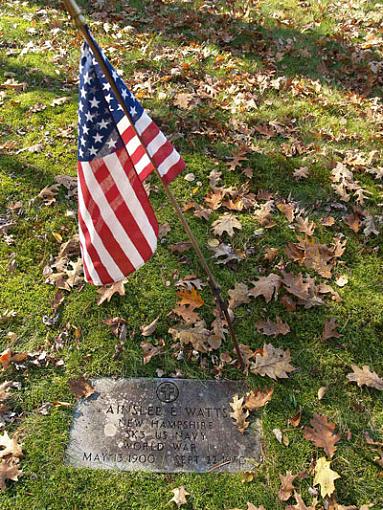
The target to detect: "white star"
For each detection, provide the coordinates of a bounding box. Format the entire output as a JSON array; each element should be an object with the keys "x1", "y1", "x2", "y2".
[
  {"x1": 103, "y1": 82, "x2": 111, "y2": 91},
  {"x1": 105, "y1": 94, "x2": 112, "y2": 103},
  {"x1": 89, "y1": 146, "x2": 98, "y2": 156},
  {"x1": 93, "y1": 133, "x2": 103, "y2": 144},
  {"x1": 85, "y1": 111, "x2": 94, "y2": 122},
  {"x1": 112, "y1": 69, "x2": 119, "y2": 81},
  {"x1": 83, "y1": 125, "x2": 89, "y2": 135},
  {"x1": 79, "y1": 102, "x2": 84, "y2": 112},
  {"x1": 97, "y1": 118, "x2": 109, "y2": 130},
  {"x1": 80, "y1": 87, "x2": 86, "y2": 99},
  {"x1": 130, "y1": 106, "x2": 137, "y2": 117},
  {"x1": 79, "y1": 148, "x2": 84, "y2": 157},
  {"x1": 80, "y1": 136, "x2": 86, "y2": 146},
  {"x1": 83, "y1": 72, "x2": 92, "y2": 85},
  {"x1": 107, "y1": 138, "x2": 117, "y2": 149},
  {"x1": 89, "y1": 97, "x2": 100, "y2": 109},
  {"x1": 121, "y1": 89, "x2": 128, "y2": 99}
]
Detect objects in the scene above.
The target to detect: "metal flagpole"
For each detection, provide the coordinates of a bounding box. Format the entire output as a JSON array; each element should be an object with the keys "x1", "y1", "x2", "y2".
[{"x1": 62, "y1": 0, "x2": 245, "y2": 370}]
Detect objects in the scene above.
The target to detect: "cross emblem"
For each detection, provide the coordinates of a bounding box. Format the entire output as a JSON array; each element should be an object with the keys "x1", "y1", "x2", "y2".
[{"x1": 156, "y1": 382, "x2": 179, "y2": 403}]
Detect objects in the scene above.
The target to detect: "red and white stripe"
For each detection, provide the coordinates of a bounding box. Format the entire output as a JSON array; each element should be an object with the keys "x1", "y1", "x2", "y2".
[
  {"x1": 77, "y1": 146, "x2": 159, "y2": 285},
  {"x1": 117, "y1": 112, "x2": 185, "y2": 184}
]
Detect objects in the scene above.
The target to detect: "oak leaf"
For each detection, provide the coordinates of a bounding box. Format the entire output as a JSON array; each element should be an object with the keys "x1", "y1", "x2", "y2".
[
  {"x1": 322, "y1": 318, "x2": 342, "y2": 341},
  {"x1": 228, "y1": 283, "x2": 250, "y2": 310},
  {"x1": 0, "y1": 432, "x2": 22, "y2": 459},
  {"x1": 313, "y1": 457, "x2": 340, "y2": 498},
  {"x1": 230, "y1": 395, "x2": 249, "y2": 433},
  {"x1": 245, "y1": 387, "x2": 273, "y2": 411},
  {"x1": 140, "y1": 341, "x2": 163, "y2": 365},
  {"x1": 97, "y1": 281, "x2": 126, "y2": 305},
  {"x1": 169, "y1": 321, "x2": 211, "y2": 352},
  {"x1": 278, "y1": 471, "x2": 297, "y2": 501},
  {"x1": 248, "y1": 274, "x2": 281, "y2": 303},
  {"x1": 256, "y1": 317, "x2": 290, "y2": 337},
  {"x1": 303, "y1": 414, "x2": 340, "y2": 458},
  {"x1": 68, "y1": 377, "x2": 95, "y2": 399},
  {"x1": 176, "y1": 288, "x2": 204, "y2": 309},
  {"x1": 286, "y1": 491, "x2": 317, "y2": 510},
  {"x1": 212, "y1": 213, "x2": 242, "y2": 237},
  {"x1": 277, "y1": 202, "x2": 295, "y2": 223},
  {"x1": 140, "y1": 316, "x2": 160, "y2": 337},
  {"x1": 346, "y1": 365, "x2": 383, "y2": 390},
  {"x1": 170, "y1": 486, "x2": 190, "y2": 507},
  {"x1": 250, "y1": 344, "x2": 295, "y2": 380},
  {"x1": 0, "y1": 461, "x2": 22, "y2": 491}
]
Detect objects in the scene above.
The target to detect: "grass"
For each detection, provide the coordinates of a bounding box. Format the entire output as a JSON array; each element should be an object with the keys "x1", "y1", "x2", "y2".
[{"x1": 0, "y1": 0, "x2": 383, "y2": 508}]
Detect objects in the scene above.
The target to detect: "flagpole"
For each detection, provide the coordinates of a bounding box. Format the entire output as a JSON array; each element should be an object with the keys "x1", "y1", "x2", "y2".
[{"x1": 62, "y1": 0, "x2": 245, "y2": 371}]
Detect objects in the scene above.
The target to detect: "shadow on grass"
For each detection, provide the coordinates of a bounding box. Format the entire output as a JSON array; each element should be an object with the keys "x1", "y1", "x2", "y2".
[{"x1": 28, "y1": 0, "x2": 382, "y2": 97}]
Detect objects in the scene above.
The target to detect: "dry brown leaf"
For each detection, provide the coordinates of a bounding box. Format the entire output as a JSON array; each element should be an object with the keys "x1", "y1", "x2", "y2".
[
  {"x1": 244, "y1": 387, "x2": 273, "y2": 411},
  {"x1": 286, "y1": 491, "x2": 317, "y2": 510},
  {"x1": 170, "y1": 485, "x2": 190, "y2": 507},
  {"x1": 343, "y1": 212, "x2": 361, "y2": 233},
  {"x1": 277, "y1": 202, "x2": 295, "y2": 223},
  {"x1": 68, "y1": 377, "x2": 95, "y2": 399},
  {"x1": 288, "y1": 409, "x2": 302, "y2": 428},
  {"x1": 140, "y1": 316, "x2": 160, "y2": 337},
  {"x1": 264, "y1": 247, "x2": 279, "y2": 262},
  {"x1": 228, "y1": 283, "x2": 250, "y2": 310},
  {"x1": 281, "y1": 271, "x2": 323, "y2": 308},
  {"x1": 0, "y1": 432, "x2": 22, "y2": 459},
  {"x1": 248, "y1": 274, "x2": 281, "y2": 303},
  {"x1": 97, "y1": 281, "x2": 125, "y2": 305},
  {"x1": 293, "y1": 166, "x2": 310, "y2": 180},
  {"x1": 322, "y1": 318, "x2": 342, "y2": 341},
  {"x1": 0, "y1": 461, "x2": 22, "y2": 491},
  {"x1": 303, "y1": 414, "x2": 340, "y2": 458},
  {"x1": 212, "y1": 213, "x2": 242, "y2": 237},
  {"x1": 295, "y1": 216, "x2": 315, "y2": 236},
  {"x1": 278, "y1": 471, "x2": 297, "y2": 501},
  {"x1": 346, "y1": 365, "x2": 383, "y2": 390},
  {"x1": 169, "y1": 321, "x2": 211, "y2": 352},
  {"x1": 140, "y1": 341, "x2": 163, "y2": 365},
  {"x1": 250, "y1": 344, "x2": 295, "y2": 380},
  {"x1": 172, "y1": 304, "x2": 201, "y2": 325},
  {"x1": 256, "y1": 317, "x2": 290, "y2": 337},
  {"x1": 230, "y1": 394, "x2": 249, "y2": 433}
]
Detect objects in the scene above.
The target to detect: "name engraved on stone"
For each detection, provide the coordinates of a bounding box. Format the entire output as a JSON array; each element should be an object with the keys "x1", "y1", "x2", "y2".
[{"x1": 66, "y1": 378, "x2": 262, "y2": 473}]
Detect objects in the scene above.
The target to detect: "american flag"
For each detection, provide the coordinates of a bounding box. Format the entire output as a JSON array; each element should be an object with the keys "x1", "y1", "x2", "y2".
[{"x1": 77, "y1": 31, "x2": 185, "y2": 285}]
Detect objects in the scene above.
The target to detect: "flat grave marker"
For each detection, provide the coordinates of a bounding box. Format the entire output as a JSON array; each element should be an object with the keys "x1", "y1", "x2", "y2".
[{"x1": 66, "y1": 378, "x2": 262, "y2": 473}]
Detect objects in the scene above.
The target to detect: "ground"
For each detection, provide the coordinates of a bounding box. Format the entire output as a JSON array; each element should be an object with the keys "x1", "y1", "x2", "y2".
[{"x1": 0, "y1": 0, "x2": 382, "y2": 509}]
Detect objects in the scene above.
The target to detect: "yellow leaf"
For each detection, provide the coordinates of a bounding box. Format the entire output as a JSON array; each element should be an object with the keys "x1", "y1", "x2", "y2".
[{"x1": 313, "y1": 457, "x2": 340, "y2": 498}]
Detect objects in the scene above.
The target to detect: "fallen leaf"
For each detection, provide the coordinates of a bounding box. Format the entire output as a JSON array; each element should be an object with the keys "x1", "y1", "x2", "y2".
[
  {"x1": 141, "y1": 316, "x2": 160, "y2": 337},
  {"x1": 248, "y1": 274, "x2": 281, "y2": 303},
  {"x1": 278, "y1": 471, "x2": 297, "y2": 501},
  {"x1": 318, "y1": 387, "x2": 327, "y2": 400},
  {"x1": 212, "y1": 213, "x2": 242, "y2": 237},
  {"x1": 346, "y1": 365, "x2": 383, "y2": 390},
  {"x1": 97, "y1": 281, "x2": 126, "y2": 305},
  {"x1": 140, "y1": 341, "x2": 163, "y2": 365},
  {"x1": 0, "y1": 461, "x2": 22, "y2": 491},
  {"x1": 68, "y1": 377, "x2": 95, "y2": 399},
  {"x1": 335, "y1": 275, "x2": 348, "y2": 287},
  {"x1": 228, "y1": 283, "x2": 250, "y2": 310},
  {"x1": 303, "y1": 414, "x2": 340, "y2": 458},
  {"x1": 313, "y1": 457, "x2": 340, "y2": 498},
  {"x1": 322, "y1": 318, "x2": 342, "y2": 341},
  {"x1": 0, "y1": 432, "x2": 22, "y2": 459},
  {"x1": 170, "y1": 486, "x2": 190, "y2": 508},
  {"x1": 244, "y1": 387, "x2": 273, "y2": 411},
  {"x1": 256, "y1": 317, "x2": 290, "y2": 337},
  {"x1": 250, "y1": 344, "x2": 295, "y2": 380},
  {"x1": 230, "y1": 394, "x2": 249, "y2": 433},
  {"x1": 277, "y1": 202, "x2": 295, "y2": 223},
  {"x1": 176, "y1": 288, "x2": 204, "y2": 309}
]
